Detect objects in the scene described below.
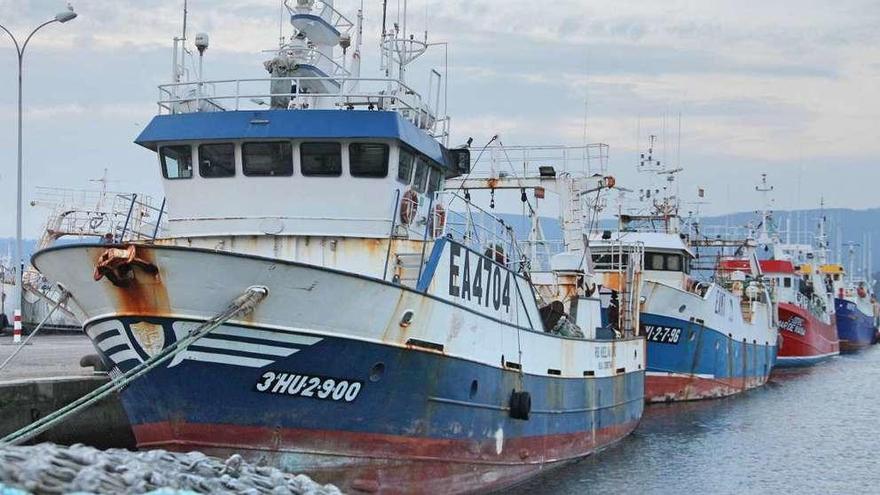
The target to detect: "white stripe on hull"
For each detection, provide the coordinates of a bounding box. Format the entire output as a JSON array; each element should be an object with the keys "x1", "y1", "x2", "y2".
[
  {"x1": 211, "y1": 326, "x2": 322, "y2": 346},
  {"x1": 97, "y1": 335, "x2": 129, "y2": 352},
  {"x1": 193, "y1": 337, "x2": 299, "y2": 357},
  {"x1": 181, "y1": 350, "x2": 278, "y2": 368},
  {"x1": 109, "y1": 349, "x2": 140, "y2": 364},
  {"x1": 646, "y1": 371, "x2": 715, "y2": 379}
]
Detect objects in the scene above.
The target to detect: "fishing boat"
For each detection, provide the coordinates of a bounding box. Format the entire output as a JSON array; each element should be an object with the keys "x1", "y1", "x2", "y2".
[
  {"x1": 831, "y1": 245, "x2": 878, "y2": 352},
  {"x1": 31, "y1": 1, "x2": 645, "y2": 492},
  {"x1": 743, "y1": 186, "x2": 839, "y2": 367},
  {"x1": 590, "y1": 157, "x2": 777, "y2": 402},
  {"x1": 763, "y1": 257, "x2": 838, "y2": 366}
]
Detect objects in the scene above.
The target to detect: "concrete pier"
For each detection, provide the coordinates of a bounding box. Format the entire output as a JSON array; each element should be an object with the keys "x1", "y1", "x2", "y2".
[
  {"x1": 0, "y1": 334, "x2": 134, "y2": 448},
  {"x1": 0, "y1": 334, "x2": 93, "y2": 381}
]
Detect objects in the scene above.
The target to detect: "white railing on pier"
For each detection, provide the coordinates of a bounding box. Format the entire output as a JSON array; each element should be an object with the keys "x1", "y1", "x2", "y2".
[{"x1": 157, "y1": 77, "x2": 450, "y2": 143}]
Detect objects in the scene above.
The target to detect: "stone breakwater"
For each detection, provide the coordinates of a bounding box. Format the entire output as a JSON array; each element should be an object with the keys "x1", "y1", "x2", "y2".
[{"x1": 0, "y1": 443, "x2": 343, "y2": 494}]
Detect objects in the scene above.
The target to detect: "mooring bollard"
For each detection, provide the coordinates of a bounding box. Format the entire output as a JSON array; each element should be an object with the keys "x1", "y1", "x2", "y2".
[{"x1": 12, "y1": 311, "x2": 21, "y2": 344}]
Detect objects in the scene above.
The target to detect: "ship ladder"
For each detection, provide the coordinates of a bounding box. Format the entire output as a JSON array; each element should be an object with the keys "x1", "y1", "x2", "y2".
[
  {"x1": 0, "y1": 285, "x2": 269, "y2": 447},
  {"x1": 619, "y1": 244, "x2": 644, "y2": 336}
]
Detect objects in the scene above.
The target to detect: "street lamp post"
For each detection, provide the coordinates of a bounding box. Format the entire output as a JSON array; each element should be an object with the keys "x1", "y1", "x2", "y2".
[{"x1": 0, "y1": 7, "x2": 78, "y2": 325}]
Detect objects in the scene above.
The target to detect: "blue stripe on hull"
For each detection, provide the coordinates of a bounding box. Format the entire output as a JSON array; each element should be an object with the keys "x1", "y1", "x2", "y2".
[
  {"x1": 834, "y1": 298, "x2": 877, "y2": 351},
  {"x1": 642, "y1": 312, "x2": 777, "y2": 383},
  {"x1": 97, "y1": 317, "x2": 644, "y2": 446}
]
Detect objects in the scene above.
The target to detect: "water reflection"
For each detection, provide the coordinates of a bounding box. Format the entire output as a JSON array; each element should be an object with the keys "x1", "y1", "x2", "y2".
[{"x1": 511, "y1": 348, "x2": 880, "y2": 495}]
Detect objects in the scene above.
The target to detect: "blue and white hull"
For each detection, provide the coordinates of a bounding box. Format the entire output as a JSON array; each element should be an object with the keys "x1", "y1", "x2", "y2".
[
  {"x1": 33, "y1": 241, "x2": 645, "y2": 494},
  {"x1": 638, "y1": 281, "x2": 778, "y2": 402}
]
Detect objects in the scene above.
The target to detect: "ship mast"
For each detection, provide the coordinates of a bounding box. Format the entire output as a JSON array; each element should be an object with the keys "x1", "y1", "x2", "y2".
[
  {"x1": 816, "y1": 198, "x2": 829, "y2": 264},
  {"x1": 755, "y1": 173, "x2": 774, "y2": 246}
]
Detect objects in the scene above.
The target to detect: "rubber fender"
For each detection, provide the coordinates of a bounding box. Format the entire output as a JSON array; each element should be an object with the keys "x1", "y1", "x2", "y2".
[{"x1": 509, "y1": 390, "x2": 531, "y2": 420}]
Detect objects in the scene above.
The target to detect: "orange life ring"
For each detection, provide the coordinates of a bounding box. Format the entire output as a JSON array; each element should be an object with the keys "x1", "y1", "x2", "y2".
[{"x1": 399, "y1": 189, "x2": 419, "y2": 225}]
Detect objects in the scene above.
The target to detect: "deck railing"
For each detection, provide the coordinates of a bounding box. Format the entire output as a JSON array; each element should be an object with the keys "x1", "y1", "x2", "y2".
[
  {"x1": 463, "y1": 144, "x2": 609, "y2": 178},
  {"x1": 157, "y1": 77, "x2": 450, "y2": 143}
]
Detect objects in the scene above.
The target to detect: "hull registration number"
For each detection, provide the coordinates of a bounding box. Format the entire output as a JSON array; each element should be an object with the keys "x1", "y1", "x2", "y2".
[
  {"x1": 643, "y1": 324, "x2": 683, "y2": 345},
  {"x1": 255, "y1": 371, "x2": 362, "y2": 403}
]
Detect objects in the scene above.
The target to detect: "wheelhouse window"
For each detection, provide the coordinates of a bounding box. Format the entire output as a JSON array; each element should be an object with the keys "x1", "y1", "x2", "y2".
[
  {"x1": 198, "y1": 143, "x2": 235, "y2": 178},
  {"x1": 648, "y1": 253, "x2": 665, "y2": 271},
  {"x1": 301, "y1": 142, "x2": 342, "y2": 176},
  {"x1": 784, "y1": 277, "x2": 792, "y2": 288},
  {"x1": 242, "y1": 142, "x2": 293, "y2": 176},
  {"x1": 646, "y1": 252, "x2": 685, "y2": 272},
  {"x1": 159, "y1": 145, "x2": 193, "y2": 179},
  {"x1": 592, "y1": 252, "x2": 628, "y2": 270},
  {"x1": 350, "y1": 143, "x2": 389, "y2": 177},
  {"x1": 426, "y1": 168, "x2": 443, "y2": 194},
  {"x1": 412, "y1": 156, "x2": 430, "y2": 193},
  {"x1": 397, "y1": 147, "x2": 414, "y2": 183}
]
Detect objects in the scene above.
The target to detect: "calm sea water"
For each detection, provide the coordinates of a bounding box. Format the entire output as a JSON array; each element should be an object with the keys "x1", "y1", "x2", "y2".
[{"x1": 512, "y1": 348, "x2": 880, "y2": 495}]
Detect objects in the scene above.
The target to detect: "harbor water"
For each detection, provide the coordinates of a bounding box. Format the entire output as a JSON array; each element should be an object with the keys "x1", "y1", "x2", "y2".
[{"x1": 513, "y1": 347, "x2": 880, "y2": 495}]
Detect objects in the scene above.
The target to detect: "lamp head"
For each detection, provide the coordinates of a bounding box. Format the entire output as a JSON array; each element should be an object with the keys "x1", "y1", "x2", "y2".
[{"x1": 55, "y1": 9, "x2": 77, "y2": 23}]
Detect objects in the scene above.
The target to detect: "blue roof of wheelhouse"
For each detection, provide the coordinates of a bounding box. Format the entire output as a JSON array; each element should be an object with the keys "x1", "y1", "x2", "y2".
[{"x1": 135, "y1": 109, "x2": 447, "y2": 165}]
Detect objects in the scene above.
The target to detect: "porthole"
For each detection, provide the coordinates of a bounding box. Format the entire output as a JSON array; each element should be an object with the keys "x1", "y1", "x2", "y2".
[
  {"x1": 469, "y1": 380, "x2": 479, "y2": 399},
  {"x1": 678, "y1": 304, "x2": 687, "y2": 313},
  {"x1": 399, "y1": 310, "x2": 414, "y2": 328},
  {"x1": 370, "y1": 362, "x2": 385, "y2": 382}
]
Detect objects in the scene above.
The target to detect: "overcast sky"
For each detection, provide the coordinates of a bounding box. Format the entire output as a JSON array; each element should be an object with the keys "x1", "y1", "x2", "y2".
[{"x1": 0, "y1": 0, "x2": 878, "y2": 236}]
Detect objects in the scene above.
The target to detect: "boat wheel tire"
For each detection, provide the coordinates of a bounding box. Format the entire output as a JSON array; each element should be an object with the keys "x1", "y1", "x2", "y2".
[{"x1": 509, "y1": 390, "x2": 531, "y2": 420}]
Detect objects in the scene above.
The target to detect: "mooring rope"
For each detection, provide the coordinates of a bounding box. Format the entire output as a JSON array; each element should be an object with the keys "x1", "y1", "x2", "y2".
[
  {"x1": 0, "y1": 290, "x2": 71, "y2": 373},
  {"x1": 0, "y1": 285, "x2": 269, "y2": 447}
]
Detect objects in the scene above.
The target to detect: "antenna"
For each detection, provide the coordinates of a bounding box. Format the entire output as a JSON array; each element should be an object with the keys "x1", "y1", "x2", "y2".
[
  {"x1": 172, "y1": 0, "x2": 189, "y2": 86},
  {"x1": 279, "y1": 2, "x2": 285, "y2": 48},
  {"x1": 382, "y1": 0, "x2": 388, "y2": 37},
  {"x1": 677, "y1": 112, "x2": 682, "y2": 169},
  {"x1": 639, "y1": 134, "x2": 661, "y2": 170},
  {"x1": 582, "y1": 96, "x2": 589, "y2": 147}
]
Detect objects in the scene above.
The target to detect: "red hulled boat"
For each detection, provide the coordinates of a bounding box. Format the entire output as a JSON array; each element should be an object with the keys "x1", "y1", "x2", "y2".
[
  {"x1": 762, "y1": 259, "x2": 839, "y2": 366},
  {"x1": 720, "y1": 258, "x2": 839, "y2": 367}
]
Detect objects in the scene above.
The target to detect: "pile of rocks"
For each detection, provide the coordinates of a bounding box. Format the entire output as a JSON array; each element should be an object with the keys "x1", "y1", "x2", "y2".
[{"x1": 0, "y1": 443, "x2": 342, "y2": 494}]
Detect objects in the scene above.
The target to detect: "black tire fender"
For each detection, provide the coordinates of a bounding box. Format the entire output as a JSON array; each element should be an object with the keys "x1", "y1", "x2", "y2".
[{"x1": 509, "y1": 390, "x2": 531, "y2": 420}]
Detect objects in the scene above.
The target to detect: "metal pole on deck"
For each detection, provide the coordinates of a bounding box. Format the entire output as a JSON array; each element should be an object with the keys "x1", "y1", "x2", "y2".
[{"x1": 0, "y1": 7, "x2": 78, "y2": 329}]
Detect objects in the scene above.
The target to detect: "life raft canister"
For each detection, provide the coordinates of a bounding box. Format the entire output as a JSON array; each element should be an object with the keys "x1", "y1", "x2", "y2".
[{"x1": 399, "y1": 189, "x2": 419, "y2": 225}]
